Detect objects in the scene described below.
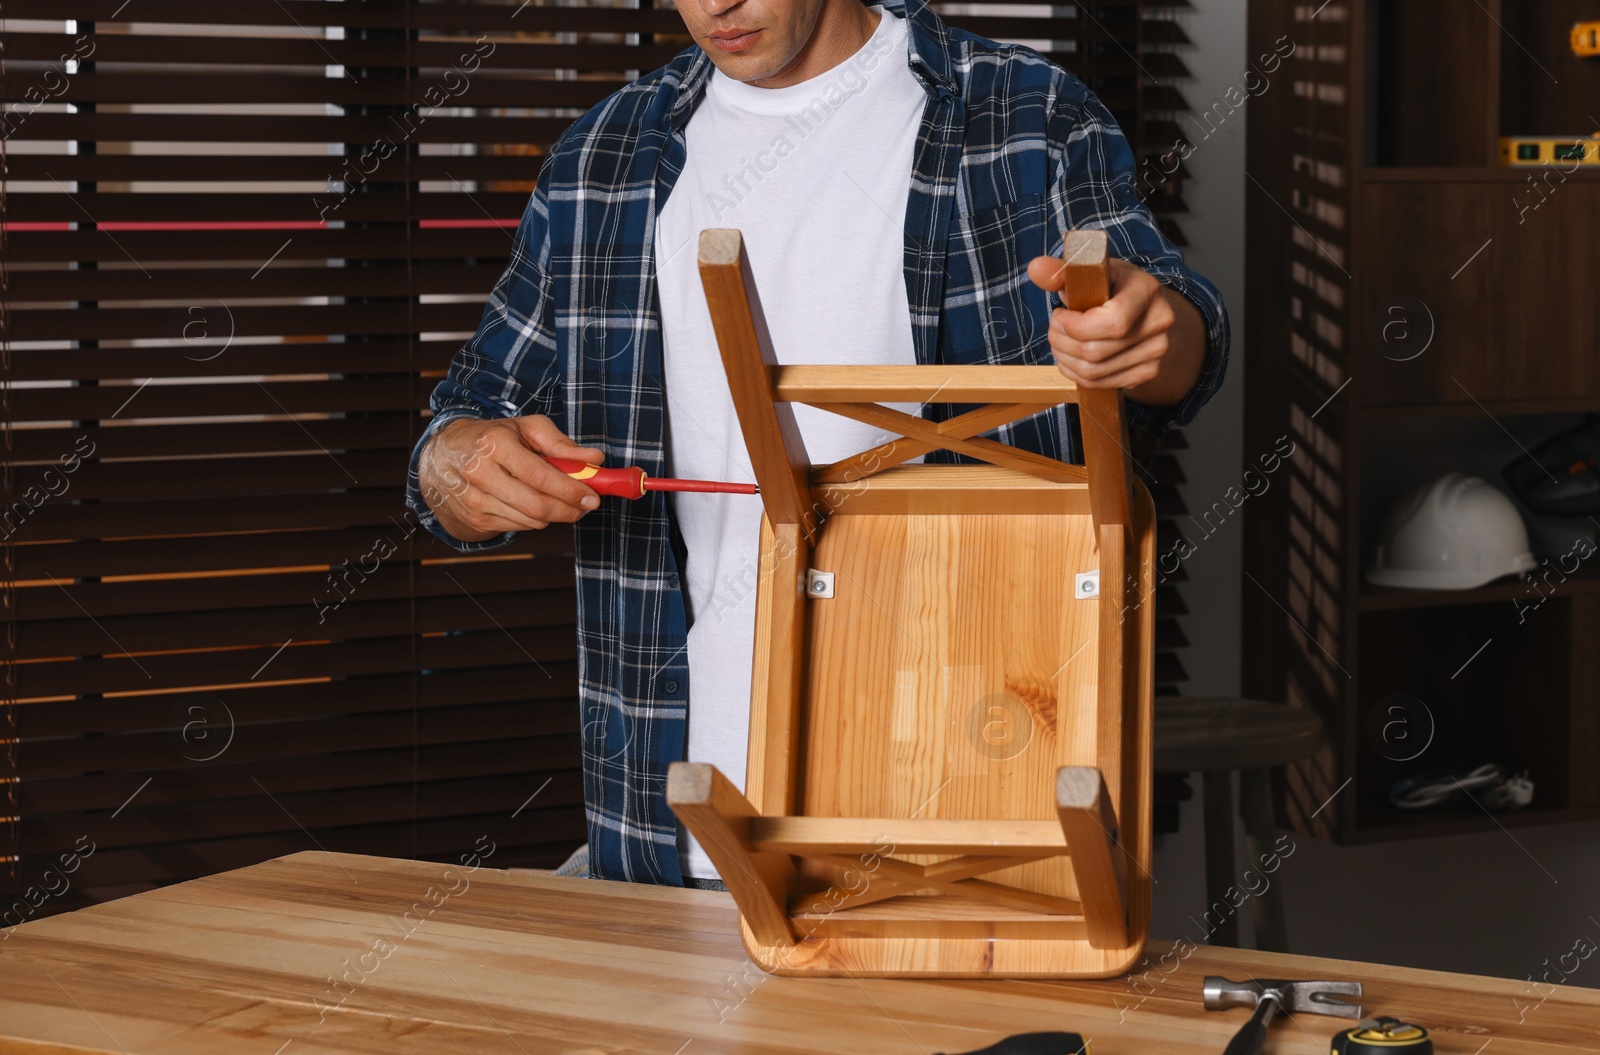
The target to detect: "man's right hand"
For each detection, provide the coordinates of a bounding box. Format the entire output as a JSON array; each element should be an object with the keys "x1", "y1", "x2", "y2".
[{"x1": 418, "y1": 415, "x2": 606, "y2": 542}]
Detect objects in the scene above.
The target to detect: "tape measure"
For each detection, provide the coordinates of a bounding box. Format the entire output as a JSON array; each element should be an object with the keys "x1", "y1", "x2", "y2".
[{"x1": 1332, "y1": 1016, "x2": 1432, "y2": 1053}]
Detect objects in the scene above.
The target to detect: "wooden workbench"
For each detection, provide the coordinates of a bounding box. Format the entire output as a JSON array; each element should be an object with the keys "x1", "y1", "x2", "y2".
[{"x1": 0, "y1": 851, "x2": 1594, "y2": 1054}]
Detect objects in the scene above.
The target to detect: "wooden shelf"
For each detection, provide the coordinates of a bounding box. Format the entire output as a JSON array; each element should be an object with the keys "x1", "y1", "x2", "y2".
[
  {"x1": 1361, "y1": 397, "x2": 1600, "y2": 419},
  {"x1": 1346, "y1": 802, "x2": 1599, "y2": 845},
  {"x1": 1362, "y1": 167, "x2": 1600, "y2": 183},
  {"x1": 1358, "y1": 569, "x2": 1600, "y2": 612}
]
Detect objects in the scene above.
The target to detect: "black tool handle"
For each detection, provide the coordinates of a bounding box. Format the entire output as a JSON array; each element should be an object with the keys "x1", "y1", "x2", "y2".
[
  {"x1": 938, "y1": 1032, "x2": 1089, "y2": 1055},
  {"x1": 1222, "y1": 994, "x2": 1281, "y2": 1055}
]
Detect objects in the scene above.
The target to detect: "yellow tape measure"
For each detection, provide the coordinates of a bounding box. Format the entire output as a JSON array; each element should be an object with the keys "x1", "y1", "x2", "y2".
[{"x1": 1332, "y1": 1017, "x2": 1432, "y2": 1053}]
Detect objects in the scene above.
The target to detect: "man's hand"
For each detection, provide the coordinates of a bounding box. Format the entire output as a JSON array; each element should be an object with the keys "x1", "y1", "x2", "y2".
[
  {"x1": 418, "y1": 415, "x2": 606, "y2": 542},
  {"x1": 1027, "y1": 255, "x2": 1207, "y2": 407}
]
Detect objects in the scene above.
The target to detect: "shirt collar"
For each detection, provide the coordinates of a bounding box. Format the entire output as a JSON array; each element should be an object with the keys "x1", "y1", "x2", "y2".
[{"x1": 666, "y1": 0, "x2": 958, "y2": 131}]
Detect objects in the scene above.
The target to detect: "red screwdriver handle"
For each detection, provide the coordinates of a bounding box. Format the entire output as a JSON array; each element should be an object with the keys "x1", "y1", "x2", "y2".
[
  {"x1": 545, "y1": 457, "x2": 647, "y2": 499},
  {"x1": 545, "y1": 456, "x2": 758, "y2": 499}
]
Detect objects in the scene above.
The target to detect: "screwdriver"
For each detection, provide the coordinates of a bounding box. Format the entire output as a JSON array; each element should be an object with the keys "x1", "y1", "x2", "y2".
[{"x1": 545, "y1": 456, "x2": 759, "y2": 500}]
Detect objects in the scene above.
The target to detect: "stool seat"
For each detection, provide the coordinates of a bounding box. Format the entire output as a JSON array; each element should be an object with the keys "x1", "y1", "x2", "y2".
[
  {"x1": 1152, "y1": 696, "x2": 1328, "y2": 953},
  {"x1": 1154, "y1": 697, "x2": 1326, "y2": 772}
]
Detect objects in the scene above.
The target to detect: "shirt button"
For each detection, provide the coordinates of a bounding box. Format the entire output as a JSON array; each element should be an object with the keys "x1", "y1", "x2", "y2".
[{"x1": 664, "y1": 679, "x2": 680, "y2": 694}]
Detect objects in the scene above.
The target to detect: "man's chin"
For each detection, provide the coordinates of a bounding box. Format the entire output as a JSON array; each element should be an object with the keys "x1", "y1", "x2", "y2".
[{"x1": 706, "y1": 52, "x2": 783, "y2": 85}]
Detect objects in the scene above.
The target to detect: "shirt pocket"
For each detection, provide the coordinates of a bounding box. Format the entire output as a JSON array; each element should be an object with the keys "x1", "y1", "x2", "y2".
[{"x1": 953, "y1": 190, "x2": 1051, "y2": 366}]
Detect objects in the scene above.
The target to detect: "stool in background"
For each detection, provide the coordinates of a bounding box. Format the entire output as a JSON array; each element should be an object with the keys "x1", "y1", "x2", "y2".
[{"x1": 1154, "y1": 697, "x2": 1326, "y2": 952}]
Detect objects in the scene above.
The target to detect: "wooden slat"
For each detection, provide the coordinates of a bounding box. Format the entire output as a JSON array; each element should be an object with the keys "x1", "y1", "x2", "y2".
[
  {"x1": 20, "y1": 766, "x2": 583, "y2": 856},
  {"x1": 814, "y1": 464, "x2": 1090, "y2": 516},
  {"x1": 1096, "y1": 521, "x2": 1128, "y2": 797},
  {"x1": 5, "y1": 229, "x2": 515, "y2": 265},
  {"x1": 796, "y1": 894, "x2": 1093, "y2": 942},
  {"x1": 11, "y1": 525, "x2": 566, "y2": 581},
  {"x1": 745, "y1": 520, "x2": 808, "y2": 815},
  {"x1": 774, "y1": 364, "x2": 1078, "y2": 403},
  {"x1": 749, "y1": 817, "x2": 1069, "y2": 856},
  {"x1": 6, "y1": 450, "x2": 407, "y2": 497},
  {"x1": 19, "y1": 819, "x2": 587, "y2": 899},
  {"x1": 5, "y1": 262, "x2": 502, "y2": 303},
  {"x1": 10, "y1": 342, "x2": 435, "y2": 381},
  {"x1": 1, "y1": 0, "x2": 690, "y2": 33},
  {"x1": 6, "y1": 301, "x2": 482, "y2": 342},
  {"x1": 13, "y1": 111, "x2": 571, "y2": 145},
  {"x1": 3, "y1": 151, "x2": 546, "y2": 185},
  {"x1": 16, "y1": 693, "x2": 578, "y2": 784},
  {"x1": 5, "y1": 190, "x2": 527, "y2": 225},
  {"x1": 13, "y1": 627, "x2": 575, "y2": 700},
  {"x1": 14, "y1": 665, "x2": 573, "y2": 741},
  {"x1": 1, "y1": 31, "x2": 683, "y2": 72},
  {"x1": 6, "y1": 72, "x2": 631, "y2": 111},
  {"x1": 8, "y1": 419, "x2": 421, "y2": 462},
  {"x1": 16, "y1": 737, "x2": 576, "y2": 825},
  {"x1": 19, "y1": 491, "x2": 429, "y2": 540},
  {"x1": 11, "y1": 555, "x2": 569, "y2": 623},
  {"x1": 11, "y1": 586, "x2": 576, "y2": 660}
]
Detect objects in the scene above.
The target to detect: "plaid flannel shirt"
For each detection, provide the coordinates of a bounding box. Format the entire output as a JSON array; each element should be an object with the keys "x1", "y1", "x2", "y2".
[{"x1": 407, "y1": 0, "x2": 1229, "y2": 884}]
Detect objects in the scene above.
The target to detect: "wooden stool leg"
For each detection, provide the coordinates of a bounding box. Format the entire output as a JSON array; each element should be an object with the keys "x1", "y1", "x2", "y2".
[
  {"x1": 667, "y1": 763, "x2": 797, "y2": 947},
  {"x1": 1201, "y1": 770, "x2": 1239, "y2": 948},
  {"x1": 1055, "y1": 767, "x2": 1128, "y2": 949},
  {"x1": 1240, "y1": 768, "x2": 1289, "y2": 953}
]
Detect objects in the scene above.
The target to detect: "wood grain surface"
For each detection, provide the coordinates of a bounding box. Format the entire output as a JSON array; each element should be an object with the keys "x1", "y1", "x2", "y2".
[{"x1": 0, "y1": 852, "x2": 1594, "y2": 1055}]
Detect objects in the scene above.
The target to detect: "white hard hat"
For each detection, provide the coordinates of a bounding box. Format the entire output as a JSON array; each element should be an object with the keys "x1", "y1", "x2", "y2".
[{"x1": 1366, "y1": 473, "x2": 1537, "y2": 590}]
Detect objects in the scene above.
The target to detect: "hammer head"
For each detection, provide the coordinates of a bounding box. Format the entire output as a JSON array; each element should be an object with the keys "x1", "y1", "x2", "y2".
[{"x1": 1203, "y1": 976, "x2": 1363, "y2": 1019}]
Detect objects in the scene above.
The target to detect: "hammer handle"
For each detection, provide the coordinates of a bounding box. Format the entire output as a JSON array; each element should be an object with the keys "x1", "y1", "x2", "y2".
[{"x1": 1222, "y1": 993, "x2": 1279, "y2": 1055}]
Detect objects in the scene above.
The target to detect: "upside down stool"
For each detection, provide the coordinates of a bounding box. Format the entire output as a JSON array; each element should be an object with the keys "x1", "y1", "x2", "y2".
[{"x1": 667, "y1": 228, "x2": 1156, "y2": 978}]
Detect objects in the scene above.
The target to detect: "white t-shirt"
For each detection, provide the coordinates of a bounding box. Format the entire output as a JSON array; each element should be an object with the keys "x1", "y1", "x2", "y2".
[{"x1": 654, "y1": 6, "x2": 925, "y2": 879}]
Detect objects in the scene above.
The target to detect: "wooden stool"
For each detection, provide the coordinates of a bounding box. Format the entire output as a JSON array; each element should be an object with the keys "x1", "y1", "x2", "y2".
[
  {"x1": 666, "y1": 228, "x2": 1156, "y2": 978},
  {"x1": 1153, "y1": 696, "x2": 1326, "y2": 952}
]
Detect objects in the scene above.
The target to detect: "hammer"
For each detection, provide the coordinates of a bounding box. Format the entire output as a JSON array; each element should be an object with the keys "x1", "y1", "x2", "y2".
[{"x1": 1203, "y1": 976, "x2": 1363, "y2": 1055}]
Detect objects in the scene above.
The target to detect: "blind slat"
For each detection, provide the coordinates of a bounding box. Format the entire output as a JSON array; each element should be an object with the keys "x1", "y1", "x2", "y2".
[
  {"x1": 12, "y1": 525, "x2": 565, "y2": 580},
  {"x1": 17, "y1": 701, "x2": 580, "y2": 787},
  {"x1": 15, "y1": 627, "x2": 577, "y2": 698},
  {"x1": 6, "y1": 229, "x2": 522, "y2": 265},
  {"x1": 16, "y1": 738, "x2": 579, "y2": 826},
  {"x1": 9, "y1": 559, "x2": 569, "y2": 626},
  {"x1": 15, "y1": 588, "x2": 578, "y2": 659}
]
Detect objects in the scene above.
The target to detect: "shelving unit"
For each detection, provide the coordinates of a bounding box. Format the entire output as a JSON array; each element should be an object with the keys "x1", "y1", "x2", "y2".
[{"x1": 1243, "y1": 0, "x2": 1600, "y2": 844}]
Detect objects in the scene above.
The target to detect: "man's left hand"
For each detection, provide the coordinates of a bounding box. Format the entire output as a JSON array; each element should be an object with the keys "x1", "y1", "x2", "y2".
[{"x1": 1026, "y1": 255, "x2": 1207, "y2": 407}]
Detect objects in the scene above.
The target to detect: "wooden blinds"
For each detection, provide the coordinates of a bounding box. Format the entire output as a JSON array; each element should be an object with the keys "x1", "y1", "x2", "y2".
[{"x1": 0, "y1": 0, "x2": 1193, "y2": 917}]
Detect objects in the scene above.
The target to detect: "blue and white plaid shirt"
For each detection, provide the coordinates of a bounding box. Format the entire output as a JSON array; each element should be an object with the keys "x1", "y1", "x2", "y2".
[{"x1": 408, "y1": 0, "x2": 1229, "y2": 884}]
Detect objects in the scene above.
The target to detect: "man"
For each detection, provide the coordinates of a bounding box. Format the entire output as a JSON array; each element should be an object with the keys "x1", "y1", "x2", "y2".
[{"x1": 408, "y1": 0, "x2": 1228, "y2": 886}]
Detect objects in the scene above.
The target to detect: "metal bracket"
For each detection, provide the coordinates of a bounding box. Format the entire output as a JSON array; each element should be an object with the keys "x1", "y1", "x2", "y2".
[
  {"x1": 806, "y1": 569, "x2": 835, "y2": 599},
  {"x1": 1074, "y1": 570, "x2": 1100, "y2": 599}
]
